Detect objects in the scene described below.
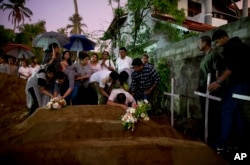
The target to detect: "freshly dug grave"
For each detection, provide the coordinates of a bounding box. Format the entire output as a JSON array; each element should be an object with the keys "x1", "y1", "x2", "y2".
[
  {"x1": 0, "y1": 73, "x2": 228, "y2": 165},
  {"x1": 0, "y1": 106, "x2": 228, "y2": 165}
]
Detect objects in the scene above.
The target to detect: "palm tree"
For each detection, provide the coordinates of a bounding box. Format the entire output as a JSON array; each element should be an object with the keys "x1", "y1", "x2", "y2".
[
  {"x1": 66, "y1": 14, "x2": 87, "y2": 34},
  {"x1": 1, "y1": 0, "x2": 33, "y2": 32},
  {"x1": 18, "y1": 20, "x2": 46, "y2": 35},
  {"x1": 17, "y1": 20, "x2": 46, "y2": 45},
  {"x1": 66, "y1": 0, "x2": 87, "y2": 34},
  {"x1": 57, "y1": 27, "x2": 68, "y2": 35}
]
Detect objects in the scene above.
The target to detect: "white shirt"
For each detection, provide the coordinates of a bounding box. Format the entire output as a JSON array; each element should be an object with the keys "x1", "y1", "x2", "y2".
[
  {"x1": 90, "y1": 63, "x2": 102, "y2": 73},
  {"x1": 108, "y1": 88, "x2": 136, "y2": 105},
  {"x1": 89, "y1": 70, "x2": 111, "y2": 88},
  {"x1": 115, "y1": 56, "x2": 132, "y2": 73},
  {"x1": 29, "y1": 65, "x2": 40, "y2": 75},
  {"x1": 18, "y1": 66, "x2": 31, "y2": 79},
  {"x1": 99, "y1": 59, "x2": 115, "y2": 71}
]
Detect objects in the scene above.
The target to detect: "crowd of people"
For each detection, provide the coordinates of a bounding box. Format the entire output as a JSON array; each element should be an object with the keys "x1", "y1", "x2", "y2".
[
  {"x1": 13, "y1": 45, "x2": 161, "y2": 116},
  {"x1": 0, "y1": 55, "x2": 40, "y2": 80},
  {"x1": 1, "y1": 29, "x2": 249, "y2": 157}
]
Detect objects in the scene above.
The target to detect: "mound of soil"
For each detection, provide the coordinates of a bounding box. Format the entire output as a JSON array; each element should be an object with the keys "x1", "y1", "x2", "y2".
[
  {"x1": 0, "y1": 73, "x2": 29, "y2": 135},
  {"x1": 0, "y1": 73, "x2": 228, "y2": 165}
]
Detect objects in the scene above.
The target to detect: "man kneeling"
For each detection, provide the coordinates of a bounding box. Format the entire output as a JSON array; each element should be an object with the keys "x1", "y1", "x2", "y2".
[{"x1": 107, "y1": 91, "x2": 136, "y2": 110}]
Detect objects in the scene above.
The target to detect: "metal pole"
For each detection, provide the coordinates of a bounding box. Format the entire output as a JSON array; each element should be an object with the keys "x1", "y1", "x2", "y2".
[{"x1": 204, "y1": 73, "x2": 211, "y2": 143}]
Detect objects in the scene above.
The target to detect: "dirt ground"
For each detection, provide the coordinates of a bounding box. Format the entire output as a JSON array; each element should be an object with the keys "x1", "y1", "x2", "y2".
[{"x1": 0, "y1": 73, "x2": 229, "y2": 165}]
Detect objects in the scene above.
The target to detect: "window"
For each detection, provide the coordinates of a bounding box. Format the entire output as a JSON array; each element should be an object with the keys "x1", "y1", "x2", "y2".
[{"x1": 188, "y1": 0, "x2": 202, "y2": 17}]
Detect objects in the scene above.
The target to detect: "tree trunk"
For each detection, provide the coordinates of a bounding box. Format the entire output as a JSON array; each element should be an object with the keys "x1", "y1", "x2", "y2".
[{"x1": 73, "y1": 0, "x2": 80, "y2": 34}]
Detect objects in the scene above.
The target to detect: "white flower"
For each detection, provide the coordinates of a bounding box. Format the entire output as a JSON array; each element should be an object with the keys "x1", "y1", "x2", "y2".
[
  {"x1": 46, "y1": 101, "x2": 53, "y2": 108},
  {"x1": 137, "y1": 101, "x2": 143, "y2": 107},
  {"x1": 121, "y1": 101, "x2": 151, "y2": 131},
  {"x1": 140, "y1": 113, "x2": 145, "y2": 118},
  {"x1": 127, "y1": 107, "x2": 136, "y2": 114},
  {"x1": 52, "y1": 97, "x2": 59, "y2": 102},
  {"x1": 46, "y1": 98, "x2": 66, "y2": 110},
  {"x1": 52, "y1": 102, "x2": 60, "y2": 109}
]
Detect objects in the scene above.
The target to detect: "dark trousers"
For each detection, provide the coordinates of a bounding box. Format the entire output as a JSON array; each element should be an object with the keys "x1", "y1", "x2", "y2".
[
  {"x1": 134, "y1": 92, "x2": 152, "y2": 102},
  {"x1": 28, "y1": 87, "x2": 39, "y2": 115},
  {"x1": 64, "y1": 81, "x2": 81, "y2": 105},
  {"x1": 199, "y1": 86, "x2": 224, "y2": 147},
  {"x1": 218, "y1": 82, "x2": 250, "y2": 150}
]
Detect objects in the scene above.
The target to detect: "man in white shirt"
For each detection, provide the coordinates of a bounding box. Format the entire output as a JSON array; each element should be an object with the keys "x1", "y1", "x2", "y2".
[
  {"x1": 115, "y1": 47, "x2": 132, "y2": 73},
  {"x1": 89, "y1": 70, "x2": 119, "y2": 104},
  {"x1": 107, "y1": 88, "x2": 136, "y2": 110}
]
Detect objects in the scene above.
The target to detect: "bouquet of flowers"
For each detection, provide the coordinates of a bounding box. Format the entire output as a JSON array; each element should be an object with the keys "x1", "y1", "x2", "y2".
[
  {"x1": 121, "y1": 99, "x2": 151, "y2": 131},
  {"x1": 46, "y1": 97, "x2": 67, "y2": 110}
]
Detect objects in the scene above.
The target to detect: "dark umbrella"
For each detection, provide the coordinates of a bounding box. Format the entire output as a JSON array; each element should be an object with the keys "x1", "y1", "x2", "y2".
[
  {"x1": 32, "y1": 31, "x2": 70, "y2": 49},
  {"x1": 3, "y1": 43, "x2": 34, "y2": 59},
  {"x1": 63, "y1": 34, "x2": 96, "y2": 51}
]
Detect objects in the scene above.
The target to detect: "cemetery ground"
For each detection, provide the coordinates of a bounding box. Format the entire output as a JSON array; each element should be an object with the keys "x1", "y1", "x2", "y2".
[{"x1": 0, "y1": 73, "x2": 237, "y2": 164}]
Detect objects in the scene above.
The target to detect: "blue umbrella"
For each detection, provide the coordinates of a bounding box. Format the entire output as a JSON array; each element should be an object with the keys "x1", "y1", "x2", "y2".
[{"x1": 63, "y1": 34, "x2": 96, "y2": 51}]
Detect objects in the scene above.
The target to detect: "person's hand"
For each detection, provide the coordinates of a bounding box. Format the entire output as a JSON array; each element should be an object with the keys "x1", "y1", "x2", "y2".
[
  {"x1": 26, "y1": 73, "x2": 31, "y2": 78},
  {"x1": 144, "y1": 89, "x2": 152, "y2": 95},
  {"x1": 208, "y1": 81, "x2": 220, "y2": 92},
  {"x1": 51, "y1": 95, "x2": 56, "y2": 99},
  {"x1": 101, "y1": 59, "x2": 106, "y2": 65},
  {"x1": 107, "y1": 66, "x2": 114, "y2": 71},
  {"x1": 76, "y1": 76, "x2": 81, "y2": 81},
  {"x1": 57, "y1": 96, "x2": 64, "y2": 100}
]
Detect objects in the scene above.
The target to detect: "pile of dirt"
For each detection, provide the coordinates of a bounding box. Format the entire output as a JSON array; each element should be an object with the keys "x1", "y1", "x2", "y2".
[
  {"x1": 0, "y1": 106, "x2": 228, "y2": 165},
  {"x1": 0, "y1": 73, "x2": 29, "y2": 135},
  {"x1": 0, "y1": 73, "x2": 228, "y2": 165}
]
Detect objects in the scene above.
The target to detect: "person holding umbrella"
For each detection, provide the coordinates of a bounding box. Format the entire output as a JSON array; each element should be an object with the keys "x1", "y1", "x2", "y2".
[{"x1": 42, "y1": 43, "x2": 61, "y2": 72}]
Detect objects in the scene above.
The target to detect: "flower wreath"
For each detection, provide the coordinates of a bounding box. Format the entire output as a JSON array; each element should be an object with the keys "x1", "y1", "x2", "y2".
[
  {"x1": 121, "y1": 99, "x2": 151, "y2": 131},
  {"x1": 46, "y1": 97, "x2": 67, "y2": 110}
]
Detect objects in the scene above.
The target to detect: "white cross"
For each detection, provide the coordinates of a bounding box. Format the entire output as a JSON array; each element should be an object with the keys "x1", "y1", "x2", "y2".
[
  {"x1": 164, "y1": 78, "x2": 179, "y2": 127},
  {"x1": 232, "y1": 94, "x2": 250, "y2": 101},
  {"x1": 194, "y1": 73, "x2": 222, "y2": 143}
]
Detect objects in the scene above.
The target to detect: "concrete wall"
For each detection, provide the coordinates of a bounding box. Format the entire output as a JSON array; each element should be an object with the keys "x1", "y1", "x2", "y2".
[{"x1": 150, "y1": 16, "x2": 250, "y2": 119}]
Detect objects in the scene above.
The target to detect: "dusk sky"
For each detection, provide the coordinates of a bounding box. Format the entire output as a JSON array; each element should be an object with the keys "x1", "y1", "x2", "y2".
[
  {"x1": 0, "y1": 0, "x2": 247, "y2": 36},
  {"x1": 0, "y1": 0, "x2": 127, "y2": 37}
]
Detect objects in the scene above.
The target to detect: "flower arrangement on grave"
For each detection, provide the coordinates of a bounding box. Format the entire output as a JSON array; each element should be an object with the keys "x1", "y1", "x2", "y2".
[
  {"x1": 46, "y1": 97, "x2": 67, "y2": 110},
  {"x1": 120, "y1": 99, "x2": 151, "y2": 131}
]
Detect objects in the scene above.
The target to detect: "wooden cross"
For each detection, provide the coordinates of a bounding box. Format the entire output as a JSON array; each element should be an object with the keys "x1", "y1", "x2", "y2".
[
  {"x1": 232, "y1": 94, "x2": 250, "y2": 101},
  {"x1": 194, "y1": 73, "x2": 222, "y2": 143},
  {"x1": 164, "y1": 78, "x2": 180, "y2": 127}
]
